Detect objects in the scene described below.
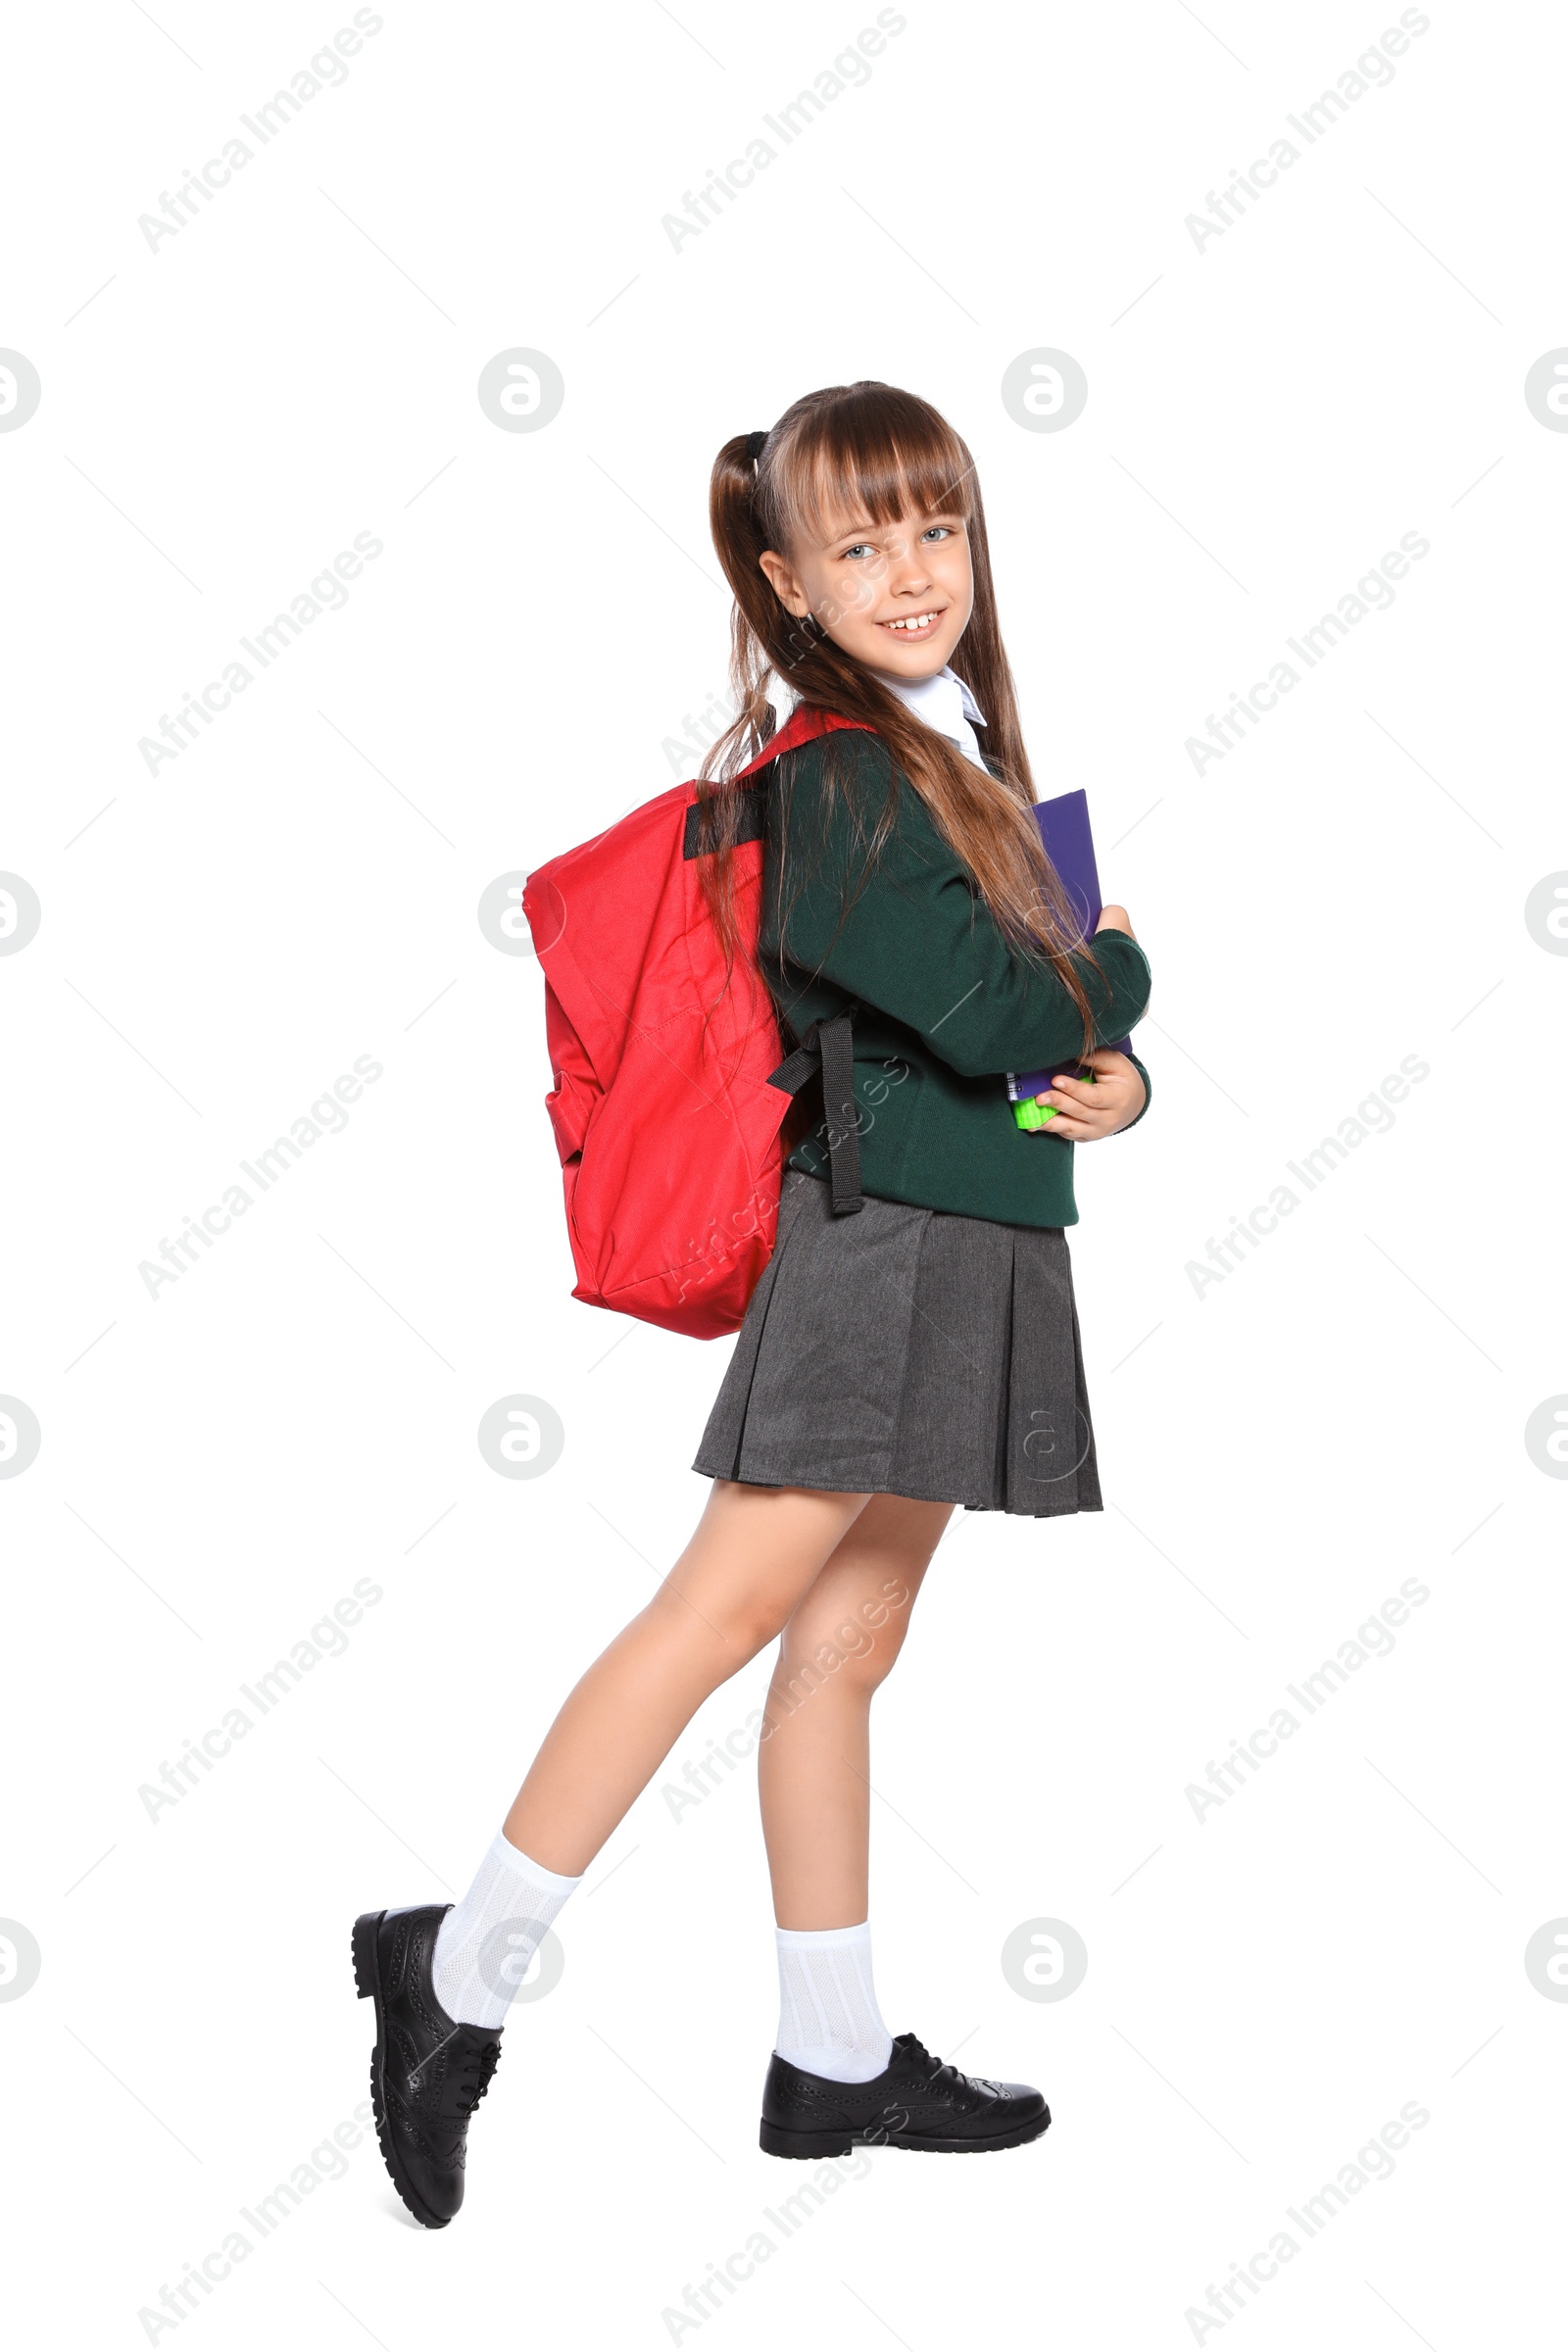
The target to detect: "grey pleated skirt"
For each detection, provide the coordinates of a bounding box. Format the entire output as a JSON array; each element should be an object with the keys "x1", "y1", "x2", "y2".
[{"x1": 692, "y1": 1167, "x2": 1102, "y2": 1518}]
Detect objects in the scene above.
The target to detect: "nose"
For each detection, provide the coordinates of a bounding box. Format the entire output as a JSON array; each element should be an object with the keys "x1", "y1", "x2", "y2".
[{"x1": 885, "y1": 534, "x2": 932, "y2": 595}]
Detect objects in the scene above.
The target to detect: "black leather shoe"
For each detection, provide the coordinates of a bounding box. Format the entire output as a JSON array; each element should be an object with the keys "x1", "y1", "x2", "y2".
[
  {"x1": 352, "y1": 1904, "x2": 502, "y2": 2227},
  {"x1": 760, "y1": 2032, "x2": 1050, "y2": 2157}
]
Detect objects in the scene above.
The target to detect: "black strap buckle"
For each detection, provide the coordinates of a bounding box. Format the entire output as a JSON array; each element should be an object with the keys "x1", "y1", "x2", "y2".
[{"x1": 766, "y1": 1009, "x2": 863, "y2": 1215}]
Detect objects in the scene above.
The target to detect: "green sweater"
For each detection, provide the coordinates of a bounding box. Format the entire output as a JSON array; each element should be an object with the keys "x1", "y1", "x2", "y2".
[{"x1": 759, "y1": 728, "x2": 1152, "y2": 1229}]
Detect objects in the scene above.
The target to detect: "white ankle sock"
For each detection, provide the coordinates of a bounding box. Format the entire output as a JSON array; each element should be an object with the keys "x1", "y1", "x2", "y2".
[
  {"x1": 774, "y1": 1921, "x2": 894, "y2": 2083},
  {"x1": 431, "y1": 1829, "x2": 582, "y2": 2030}
]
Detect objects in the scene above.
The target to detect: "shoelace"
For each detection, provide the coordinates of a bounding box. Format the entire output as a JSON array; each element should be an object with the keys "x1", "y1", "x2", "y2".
[
  {"x1": 452, "y1": 2037, "x2": 502, "y2": 2118},
  {"x1": 895, "y1": 2034, "x2": 961, "y2": 2089}
]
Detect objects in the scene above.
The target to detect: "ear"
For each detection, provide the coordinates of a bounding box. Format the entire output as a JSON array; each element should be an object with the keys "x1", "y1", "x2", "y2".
[{"x1": 758, "y1": 548, "x2": 808, "y2": 617}]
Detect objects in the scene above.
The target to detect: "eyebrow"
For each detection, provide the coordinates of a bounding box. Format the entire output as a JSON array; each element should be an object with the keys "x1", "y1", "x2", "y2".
[{"x1": 823, "y1": 511, "x2": 963, "y2": 543}]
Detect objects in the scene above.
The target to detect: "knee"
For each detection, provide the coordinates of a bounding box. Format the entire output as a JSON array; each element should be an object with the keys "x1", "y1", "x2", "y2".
[
  {"x1": 775, "y1": 1608, "x2": 908, "y2": 1699},
  {"x1": 654, "y1": 1588, "x2": 796, "y2": 1672},
  {"x1": 723, "y1": 1596, "x2": 800, "y2": 1663}
]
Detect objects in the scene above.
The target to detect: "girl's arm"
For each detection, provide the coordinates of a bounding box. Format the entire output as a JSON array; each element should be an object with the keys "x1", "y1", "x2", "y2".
[
  {"x1": 1026, "y1": 901, "x2": 1153, "y2": 1139},
  {"x1": 1032, "y1": 1047, "x2": 1151, "y2": 1139},
  {"x1": 772, "y1": 739, "x2": 1152, "y2": 1078}
]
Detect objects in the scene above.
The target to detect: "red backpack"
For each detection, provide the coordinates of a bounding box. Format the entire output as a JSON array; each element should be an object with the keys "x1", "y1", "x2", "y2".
[{"x1": 521, "y1": 707, "x2": 872, "y2": 1339}]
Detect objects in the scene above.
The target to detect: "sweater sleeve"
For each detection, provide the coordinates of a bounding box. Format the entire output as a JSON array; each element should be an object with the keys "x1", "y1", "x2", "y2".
[
  {"x1": 769, "y1": 736, "x2": 1152, "y2": 1080},
  {"x1": 1120, "y1": 1048, "x2": 1152, "y2": 1131}
]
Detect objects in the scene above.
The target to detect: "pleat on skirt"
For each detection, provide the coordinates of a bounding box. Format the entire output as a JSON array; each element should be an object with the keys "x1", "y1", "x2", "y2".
[{"x1": 692, "y1": 1167, "x2": 1102, "y2": 1518}]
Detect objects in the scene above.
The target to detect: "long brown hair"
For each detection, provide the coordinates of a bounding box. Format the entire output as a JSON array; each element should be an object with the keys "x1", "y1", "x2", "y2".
[{"x1": 695, "y1": 379, "x2": 1102, "y2": 1054}]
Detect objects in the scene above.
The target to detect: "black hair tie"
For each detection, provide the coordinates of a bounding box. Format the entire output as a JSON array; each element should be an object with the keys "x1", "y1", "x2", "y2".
[{"x1": 746, "y1": 428, "x2": 768, "y2": 466}]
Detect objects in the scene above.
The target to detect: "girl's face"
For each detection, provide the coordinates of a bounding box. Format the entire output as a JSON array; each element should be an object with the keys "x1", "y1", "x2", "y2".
[{"x1": 759, "y1": 498, "x2": 975, "y2": 681}]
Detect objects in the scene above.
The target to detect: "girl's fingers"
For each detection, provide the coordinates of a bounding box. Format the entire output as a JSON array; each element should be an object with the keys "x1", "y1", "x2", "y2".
[
  {"x1": 1034, "y1": 1090, "x2": 1102, "y2": 1116},
  {"x1": 1039, "y1": 1081, "x2": 1128, "y2": 1114}
]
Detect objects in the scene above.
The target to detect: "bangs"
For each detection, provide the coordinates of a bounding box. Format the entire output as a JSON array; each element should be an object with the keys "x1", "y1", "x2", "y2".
[{"x1": 765, "y1": 384, "x2": 976, "y2": 551}]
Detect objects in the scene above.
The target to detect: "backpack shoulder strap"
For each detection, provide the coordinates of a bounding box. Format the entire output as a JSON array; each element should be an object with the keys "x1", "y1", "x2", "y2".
[
  {"x1": 682, "y1": 709, "x2": 877, "y2": 860},
  {"x1": 729, "y1": 706, "x2": 875, "y2": 783},
  {"x1": 767, "y1": 1009, "x2": 862, "y2": 1214}
]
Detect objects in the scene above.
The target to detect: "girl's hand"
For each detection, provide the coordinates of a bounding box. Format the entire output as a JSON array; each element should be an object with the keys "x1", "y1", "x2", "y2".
[
  {"x1": 1029, "y1": 1048, "x2": 1146, "y2": 1141},
  {"x1": 1096, "y1": 904, "x2": 1134, "y2": 937}
]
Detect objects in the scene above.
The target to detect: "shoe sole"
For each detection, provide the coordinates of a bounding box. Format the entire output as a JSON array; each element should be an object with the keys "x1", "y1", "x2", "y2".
[
  {"x1": 760, "y1": 2105, "x2": 1051, "y2": 2158},
  {"x1": 352, "y1": 1909, "x2": 451, "y2": 2230}
]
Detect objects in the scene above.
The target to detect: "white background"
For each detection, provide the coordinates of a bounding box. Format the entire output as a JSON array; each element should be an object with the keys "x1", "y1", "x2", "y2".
[{"x1": 4, "y1": 1, "x2": 1565, "y2": 2344}]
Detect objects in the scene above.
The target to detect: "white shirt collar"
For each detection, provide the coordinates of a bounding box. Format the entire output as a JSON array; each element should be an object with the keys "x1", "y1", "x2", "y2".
[{"x1": 868, "y1": 662, "x2": 990, "y2": 772}]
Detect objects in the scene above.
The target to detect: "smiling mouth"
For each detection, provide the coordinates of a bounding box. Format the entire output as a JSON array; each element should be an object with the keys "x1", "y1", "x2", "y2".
[{"x1": 877, "y1": 608, "x2": 945, "y2": 635}]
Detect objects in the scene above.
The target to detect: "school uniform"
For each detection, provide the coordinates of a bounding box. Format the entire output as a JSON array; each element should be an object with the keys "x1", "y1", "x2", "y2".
[{"x1": 694, "y1": 672, "x2": 1152, "y2": 1518}]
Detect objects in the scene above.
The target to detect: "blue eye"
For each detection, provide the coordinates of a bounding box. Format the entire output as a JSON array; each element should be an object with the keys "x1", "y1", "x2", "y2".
[{"x1": 922, "y1": 525, "x2": 952, "y2": 542}]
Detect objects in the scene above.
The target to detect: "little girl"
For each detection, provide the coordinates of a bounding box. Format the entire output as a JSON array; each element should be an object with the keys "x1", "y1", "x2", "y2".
[{"x1": 353, "y1": 380, "x2": 1152, "y2": 2227}]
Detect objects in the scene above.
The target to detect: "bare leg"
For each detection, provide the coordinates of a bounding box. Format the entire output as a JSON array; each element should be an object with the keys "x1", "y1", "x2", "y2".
[
  {"x1": 503, "y1": 1480, "x2": 870, "y2": 1875},
  {"x1": 759, "y1": 1494, "x2": 954, "y2": 1929}
]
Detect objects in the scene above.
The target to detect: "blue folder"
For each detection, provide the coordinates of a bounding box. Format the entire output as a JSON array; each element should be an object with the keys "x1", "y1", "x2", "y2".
[{"x1": 1006, "y1": 789, "x2": 1132, "y2": 1105}]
